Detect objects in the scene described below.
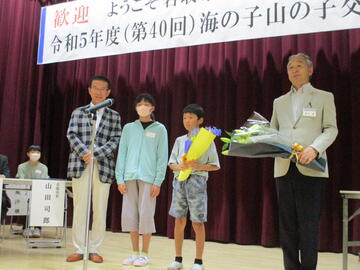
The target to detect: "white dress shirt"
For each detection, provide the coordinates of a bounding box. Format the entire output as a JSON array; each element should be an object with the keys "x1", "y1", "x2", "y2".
[{"x1": 290, "y1": 82, "x2": 311, "y2": 122}]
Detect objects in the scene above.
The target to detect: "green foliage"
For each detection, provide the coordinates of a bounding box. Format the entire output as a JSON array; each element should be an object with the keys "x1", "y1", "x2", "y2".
[
  {"x1": 220, "y1": 137, "x2": 231, "y2": 143},
  {"x1": 222, "y1": 143, "x2": 229, "y2": 151}
]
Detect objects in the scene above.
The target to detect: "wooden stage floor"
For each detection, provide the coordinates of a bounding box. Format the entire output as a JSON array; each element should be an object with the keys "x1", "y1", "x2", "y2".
[{"x1": 0, "y1": 226, "x2": 358, "y2": 270}]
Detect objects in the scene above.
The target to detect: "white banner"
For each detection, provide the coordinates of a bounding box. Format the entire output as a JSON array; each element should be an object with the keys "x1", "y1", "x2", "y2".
[
  {"x1": 29, "y1": 180, "x2": 65, "y2": 227},
  {"x1": 37, "y1": 0, "x2": 360, "y2": 64}
]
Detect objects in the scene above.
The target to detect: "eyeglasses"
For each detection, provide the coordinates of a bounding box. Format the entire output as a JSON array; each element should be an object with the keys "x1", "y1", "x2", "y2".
[{"x1": 91, "y1": 87, "x2": 109, "y2": 92}]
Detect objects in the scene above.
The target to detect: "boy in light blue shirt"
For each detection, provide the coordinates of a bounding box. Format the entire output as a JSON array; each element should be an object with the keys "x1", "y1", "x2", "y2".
[{"x1": 168, "y1": 104, "x2": 220, "y2": 270}]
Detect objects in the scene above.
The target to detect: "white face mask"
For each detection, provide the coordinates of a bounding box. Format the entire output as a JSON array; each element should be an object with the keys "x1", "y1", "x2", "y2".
[
  {"x1": 29, "y1": 153, "x2": 41, "y2": 162},
  {"x1": 136, "y1": 105, "x2": 152, "y2": 117}
]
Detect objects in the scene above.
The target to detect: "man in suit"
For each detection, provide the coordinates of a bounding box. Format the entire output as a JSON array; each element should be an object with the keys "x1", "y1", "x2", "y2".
[
  {"x1": 66, "y1": 75, "x2": 121, "y2": 263},
  {"x1": 270, "y1": 53, "x2": 338, "y2": 270}
]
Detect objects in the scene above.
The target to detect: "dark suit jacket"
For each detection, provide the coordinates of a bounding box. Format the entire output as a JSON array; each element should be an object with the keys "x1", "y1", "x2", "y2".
[
  {"x1": 0, "y1": 154, "x2": 11, "y2": 220},
  {"x1": 0, "y1": 154, "x2": 10, "y2": 177}
]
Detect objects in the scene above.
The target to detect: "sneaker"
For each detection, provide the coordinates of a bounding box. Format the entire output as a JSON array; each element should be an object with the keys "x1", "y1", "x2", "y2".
[
  {"x1": 189, "y1": 264, "x2": 204, "y2": 270},
  {"x1": 168, "y1": 261, "x2": 183, "y2": 270},
  {"x1": 133, "y1": 255, "x2": 149, "y2": 267},
  {"x1": 32, "y1": 228, "x2": 41, "y2": 238},
  {"x1": 123, "y1": 254, "x2": 140, "y2": 265},
  {"x1": 22, "y1": 228, "x2": 32, "y2": 238}
]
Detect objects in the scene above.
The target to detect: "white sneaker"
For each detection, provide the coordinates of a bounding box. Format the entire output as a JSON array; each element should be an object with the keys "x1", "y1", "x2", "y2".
[
  {"x1": 168, "y1": 261, "x2": 183, "y2": 270},
  {"x1": 22, "y1": 228, "x2": 32, "y2": 238},
  {"x1": 123, "y1": 254, "x2": 140, "y2": 265},
  {"x1": 32, "y1": 228, "x2": 41, "y2": 238},
  {"x1": 133, "y1": 255, "x2": 149, "y2": 267},
  {"x1": 189, "y1": 264, "x2": 204, "y2": 270}
]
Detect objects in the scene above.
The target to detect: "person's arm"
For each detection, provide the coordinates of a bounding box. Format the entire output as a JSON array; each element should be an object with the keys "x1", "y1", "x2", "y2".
[
  {"x1": 186, "y1": 142, "x2": 220, "y2": 171},
  {"x1": 115, "y1": 126, "x2": 128, "y2": 185},
  {"x1": 116, "y1": 126, "x2": 128, "y2": 195},
  {"x1": 153, "y1": 126, "x2": 169, "y2": 187},
  {"x1": 16, "y1": 164, "x2": 25, "y2": 179},
  {"x1": 43, "y1": 165, "x2": 50, "y2": 178},
  {"x1": 169, "y1": 163, "x2": 186, "y2": 171},
  {"x1": 309, "y1": 92, "x2": 338, "y2": 154},
  {"x1": 150, "y1": 126, "x2": 169, "y2": 198},
  {"x1": 94, "y1": 112, "x2": 122, "y2": 160},
  {"x1": 66, "y1": 110, "x2": 89, "y2": 159},
  {"x1": 270, "y1": 99, "x2": 279, "y2": 131},
  {"x1": 185, "y1": 162, "x2": 219, "y2": 171},
  {"x1": 0, "y1": 155, "x2": 11, "y2": 178},
  {"x1": 299, "y1": 92, "x2": 338, "y2": 164},
  {"x1": 168, "y1": 138, "x2": 184, "y2": 171}
]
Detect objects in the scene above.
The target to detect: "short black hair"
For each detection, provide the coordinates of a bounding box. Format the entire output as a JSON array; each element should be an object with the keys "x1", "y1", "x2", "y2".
[
  {"x1": 134, "y1": 93, "x2": 156, "y2": 106},
  {"x1": 183, "y1": 104, "x2": 204, "y2": 119},
  {"x1": 88, "y1": 75, "x2": 111, "y2": 89},
  {"x1": 28, "y1": 145, "x2": 41, "y2": 152}
]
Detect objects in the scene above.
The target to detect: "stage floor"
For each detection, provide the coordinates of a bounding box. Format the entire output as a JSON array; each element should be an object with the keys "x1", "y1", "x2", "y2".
[{"x1": 0, "y1": 226, "x2": 358, "y2": 270}]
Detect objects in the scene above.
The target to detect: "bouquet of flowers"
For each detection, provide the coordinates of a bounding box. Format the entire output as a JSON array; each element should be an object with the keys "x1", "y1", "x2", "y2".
[
  {"x1": 179, "y1": 127, "x2": 221, "y2": 181},
  {"x1": 221, "y1": 112, "x2": 326, "y2": 172}
]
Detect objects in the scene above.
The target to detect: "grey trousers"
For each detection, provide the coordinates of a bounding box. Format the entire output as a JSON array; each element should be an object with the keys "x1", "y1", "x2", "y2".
[{"x1": 121, "y1": 180, "x2": 156, "y2": 234}]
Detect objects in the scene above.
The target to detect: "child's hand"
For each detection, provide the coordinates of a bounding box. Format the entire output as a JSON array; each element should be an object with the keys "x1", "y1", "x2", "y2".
[
  {"x1": 178, "y1": 163, "x2": 186, "y2": 170},
  {"x1": 178, "y1": 162, "x2": 190, "y2": 170},
  {"x1": 118, "y1": 184, "x2": 127, "y2": 194},
  {"x1": 186, "y1": 160, "x2": 200, "y2": 170},
  {"x1": 151, "y1": 185, "x2": 160, "y2": 198}
]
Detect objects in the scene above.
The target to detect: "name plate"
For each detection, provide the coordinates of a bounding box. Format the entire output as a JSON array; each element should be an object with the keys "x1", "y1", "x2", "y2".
[
  {"x1": 29, "y1": 180, "x2": 65, "y2": 227},
  {"x1": 6, "y1": 184, "x2": 30, "y2": 216}
]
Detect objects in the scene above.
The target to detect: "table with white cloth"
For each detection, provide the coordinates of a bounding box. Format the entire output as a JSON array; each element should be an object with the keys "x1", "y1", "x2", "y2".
[{"x1": 1, "y1": 178, "x2": 71, "y2": 248}]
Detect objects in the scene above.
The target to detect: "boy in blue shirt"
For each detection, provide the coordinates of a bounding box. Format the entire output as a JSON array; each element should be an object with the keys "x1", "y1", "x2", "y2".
[{"x1": 168, "y1": 104, "x2": 220, "y2": 270}]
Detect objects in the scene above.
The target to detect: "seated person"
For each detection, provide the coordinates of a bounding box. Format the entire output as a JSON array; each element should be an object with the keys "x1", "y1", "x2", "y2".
[
  {"x1": 0, "y1": 154, "x2": 11, "y2": 223},
  {"x1": 16, "y1": 145, "x2": 49, "y2": 237}
]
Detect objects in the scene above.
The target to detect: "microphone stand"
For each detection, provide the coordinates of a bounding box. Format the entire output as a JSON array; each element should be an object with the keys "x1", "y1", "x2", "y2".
[{"x1": 83, "y1": 112, "x2": 96, "y2": 270}]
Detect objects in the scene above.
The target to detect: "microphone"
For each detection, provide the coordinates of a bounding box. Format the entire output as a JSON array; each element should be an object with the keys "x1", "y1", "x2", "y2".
[{"x1": 83, "y1": 98, "x2": 115, "y2": 114}]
